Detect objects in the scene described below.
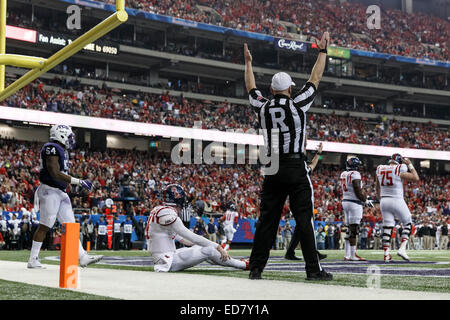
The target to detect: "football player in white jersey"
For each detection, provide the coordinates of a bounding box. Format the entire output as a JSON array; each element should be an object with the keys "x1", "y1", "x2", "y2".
[
  {"x1": 376, "y1": 153, "x2": 419, "y2": 262},
  {"x1": 340, "y1": 157, "x2": 374, "y2": 261},
  {"x1": 220, "y1": 204, "x2": 240, "y2": 251},
  {"x1": 146, "y1": 184, "x2": 249, "y2": 272}
]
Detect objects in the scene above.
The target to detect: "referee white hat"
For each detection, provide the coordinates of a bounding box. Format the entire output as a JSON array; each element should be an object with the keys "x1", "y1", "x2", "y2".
[{"x1": 271, "y1": 72, "x2": 296, "y2": 91}]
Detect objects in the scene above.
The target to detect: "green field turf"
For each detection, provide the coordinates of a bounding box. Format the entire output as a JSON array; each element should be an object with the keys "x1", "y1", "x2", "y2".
[
  {"x1": 0, "y1": 279, "x2": 116, "y2": 300},
  {"x1": 0, "y1": 249, "x2": 449, "y2": 298}
]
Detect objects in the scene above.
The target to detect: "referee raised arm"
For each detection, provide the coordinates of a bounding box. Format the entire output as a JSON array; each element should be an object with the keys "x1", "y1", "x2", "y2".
[{"x1": 246, "y1": 32, "x2": 332, "y2": 280}]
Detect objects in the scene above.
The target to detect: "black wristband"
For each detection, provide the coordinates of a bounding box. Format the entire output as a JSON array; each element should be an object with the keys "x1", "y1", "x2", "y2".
[{"x1": 319, "y1": 48, "x2": 327, "y2": 54}]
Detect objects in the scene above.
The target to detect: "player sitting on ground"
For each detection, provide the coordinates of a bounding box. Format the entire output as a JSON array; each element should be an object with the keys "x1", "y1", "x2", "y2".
[
  {"x1": 146, "y1": 184, "x2": 249, "y2": 272},
  {"x1": 376, "y1": 154, "x2": 419, "y2": 262},
  {"x1": 340, "y1": 156, "x2": 374, "y2": 261},
  {"x1": 220, "y1": 204, "x2": 239, "y2": 251},
  {"x1": 28, "y1": 124, "x2": 103, "y2": 268}
]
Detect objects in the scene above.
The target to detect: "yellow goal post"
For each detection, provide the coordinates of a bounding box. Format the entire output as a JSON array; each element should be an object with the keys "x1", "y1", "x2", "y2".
[{"x1": 0, "y1": 0, "x2": 128, "y2": 101}]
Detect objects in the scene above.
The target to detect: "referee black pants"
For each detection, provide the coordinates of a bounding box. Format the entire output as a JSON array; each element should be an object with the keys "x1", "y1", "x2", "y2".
[{"x1": 249, "y1": 159, "x2": 322, "y2": 274}]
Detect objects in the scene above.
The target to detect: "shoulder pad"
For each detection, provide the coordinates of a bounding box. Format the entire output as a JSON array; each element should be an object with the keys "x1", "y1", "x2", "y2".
[
  {"x1": 400, "y1": 164, "x2": 408, "y2": 173},
  {"x1": 156, "y1": 207, "x2": 178, "y2": 226}
]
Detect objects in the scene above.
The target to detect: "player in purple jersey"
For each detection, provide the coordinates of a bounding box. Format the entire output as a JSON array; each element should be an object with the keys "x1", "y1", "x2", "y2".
[{"x1": 28, "y1": 124, "x2": 103, "y2": 268}]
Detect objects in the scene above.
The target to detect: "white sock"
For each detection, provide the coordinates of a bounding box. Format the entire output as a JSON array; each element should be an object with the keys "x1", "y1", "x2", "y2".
[
  {"x1": 345, "y1": 240, "x2": 351, "y2": 258},
  {"x1": 79, "y1": 240, "x2": 87, "y2": 258},
  {"x1": 400, "y1": 239, "x2": 408, "y2": 251},
  {"x1": 210, "y1": 250, "x2": 246, "y2": 269},
  {"x1": 350, "y1": 245, "x2": 356, "y2": 258},
  {"x1": 30, "y1": 241, "x2": 43, "y2": 261}
]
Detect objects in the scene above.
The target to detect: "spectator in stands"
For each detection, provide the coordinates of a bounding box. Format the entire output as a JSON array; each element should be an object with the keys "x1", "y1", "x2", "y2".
[
  {"x1": 193, "y1": 217, "x2": 206, "y2": 237},
  {"x1": 281, "y1": 221, "x2": 293, "y2": 251},
  {"x1": 85, "y1": 219, "x2": 96, "y2": 250},
  {"x1": 325, "y1": 223, "x2": 335, "y2": 250},
  {"x1": 316, "y1": 226, "x2": 326, "y2": 250},
  {"x1": 206, "y1": 218, "x2": 218, "y2": 243},
  {"x1": 0, "y1": 215, "x2": 8, "y2": 249},
  {"x1": 7, "y1": 214, "x2": 21, "y2": 250},
  {"x1": 136, "y1": 218, "x2": 145, "y2": 241},
  {"x1": 359, "y1": 223, "x2": 369, "y2": 250}
]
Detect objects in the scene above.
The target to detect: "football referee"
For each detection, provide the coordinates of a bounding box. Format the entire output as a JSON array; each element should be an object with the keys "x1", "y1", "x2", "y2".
[{"x1": 245, "y1": 32, "x2": 332, "y2": 280}]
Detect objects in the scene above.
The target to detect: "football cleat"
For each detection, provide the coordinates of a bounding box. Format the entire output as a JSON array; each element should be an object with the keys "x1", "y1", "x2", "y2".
[
  {"x1": 384, "y1": 254, "x2": 392, "y2": 263},
  {"x1": 27, "y1": 258, "x2": 46, "y2": 269},
  {"x1": 240, "y1": 258, "x2": 250, "y2": 270},
  {"x1": 318, "y1": 252, "x2": 327, "y2": 260},
  {"x1": 344, "y1": 256, "x2": 351, "y2": 261},
  {"x1": 306, "y1": 270, "x2": 333, "y2": 281},
  {"x1": 79, "y1": 254, "x2": 104, "y2": 268},
  {"x1": 285, "y1": 254, "x2": 302, "y2": 261},
  {"x1": 350, "y1": 254, "x2": 367, "y2": 261},
  {"x1": 397, "y1": 248, "x2": 410, "y2": 261}
]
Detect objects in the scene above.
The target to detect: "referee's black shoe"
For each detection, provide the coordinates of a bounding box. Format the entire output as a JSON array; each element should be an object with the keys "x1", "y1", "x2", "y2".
[
  {"x1": 249, "y1": 268, "x2": 262, "y2": 280},
  {"x1": 284, "y1": 254, "x2": 302, "y2": 261},
  {"x1": 306, "y1": 270, "x2": 333, "y2": 281},
  {"x1": 318, "y1": 251, "x2": 327, "y2": 260}
]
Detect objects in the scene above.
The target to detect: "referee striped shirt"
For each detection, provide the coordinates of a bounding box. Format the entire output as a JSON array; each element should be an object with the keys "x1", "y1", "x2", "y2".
[
  {"x1": 179, "y1": 204, "x2": 192, "y2": 223},
  {"x1": 249, "y1": 82, "x2": 317, "y2": 156}
]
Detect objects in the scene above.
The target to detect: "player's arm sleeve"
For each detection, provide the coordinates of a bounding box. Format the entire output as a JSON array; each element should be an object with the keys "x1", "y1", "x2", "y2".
[
  {"x1": 170, "y1": 218, "x2": 218, "y2": 248},
  {"x1": 292, "y1": 82, "x2": 317, "y2": 112},
  {"x1": 248, "y1": 88, "x2": 268, "y2": 110}
]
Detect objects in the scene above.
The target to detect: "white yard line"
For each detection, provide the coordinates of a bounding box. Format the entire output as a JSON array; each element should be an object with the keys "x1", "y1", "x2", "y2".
[{"x1": 0, "y1": 261, "x2": 449, "y2": 300}]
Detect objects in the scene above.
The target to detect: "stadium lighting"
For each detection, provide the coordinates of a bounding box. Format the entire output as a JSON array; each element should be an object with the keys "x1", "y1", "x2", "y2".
[{"x1": 0, "y1": 105, "x2": 448, "y2": 161}]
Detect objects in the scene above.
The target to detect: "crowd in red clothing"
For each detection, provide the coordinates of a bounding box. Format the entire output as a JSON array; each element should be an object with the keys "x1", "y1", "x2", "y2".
[
  {"x1": 1, "y1": 139, "x2": 448, "y2": 228},
  {"x1": 4, "y1": 80, "x2": 449, "y2": 151},
  {"x1": 99, "y1": 0, "x2": 449, "y2": 61}
]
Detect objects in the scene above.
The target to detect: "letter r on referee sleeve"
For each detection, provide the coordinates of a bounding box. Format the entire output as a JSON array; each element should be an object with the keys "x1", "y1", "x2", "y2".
[
  {"x1": 292, "y1": 82, "x2": 317, "y2": 112},
  {"x1": 249, "y1": 88, "x2": 269, "y2": 110}
]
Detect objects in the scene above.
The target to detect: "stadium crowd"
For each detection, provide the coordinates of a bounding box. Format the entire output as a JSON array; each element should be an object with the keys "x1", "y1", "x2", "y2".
[
  {"x1": 1, "y1": 138, "x2": 448, "y2": 251},
  {"x1": 6, "y1": 4, "x2": 450, "y2": 91},
  {"x1": 4, "y1": 81, "x2": 449, "y2": 151},
  {"x1": 95, "y1": 0, "x2": 449, "y2": 61}
]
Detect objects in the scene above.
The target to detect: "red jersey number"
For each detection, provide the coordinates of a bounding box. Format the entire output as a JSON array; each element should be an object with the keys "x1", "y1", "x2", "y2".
[{"x1": 380, "y1": 170, "x2": 393, "y2": 186}]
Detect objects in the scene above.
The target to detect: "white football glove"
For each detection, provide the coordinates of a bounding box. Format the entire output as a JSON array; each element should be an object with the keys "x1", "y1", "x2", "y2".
[{"x1": 365, "y1": 199, "x2": 374, "y2": 208}]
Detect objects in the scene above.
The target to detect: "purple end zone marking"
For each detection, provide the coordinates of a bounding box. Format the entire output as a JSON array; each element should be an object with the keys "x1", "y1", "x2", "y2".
[{"x1": 74, "y1": 256, "x2": 449, "y2": 277}]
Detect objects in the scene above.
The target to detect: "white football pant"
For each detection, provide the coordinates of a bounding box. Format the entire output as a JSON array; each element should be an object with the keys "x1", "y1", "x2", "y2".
[
  {"x1": 342, "y1": 201, "x2": 363, "y2": 225},
  {"x1": 152, "y1": 245, "x2": 245, "y2": 272},
  {"x1": 36, "y1": 184, "x2": 76, "y2": 228},
  {"x1": 380, "y1": 197, "x2": 412, "y2": 227}
]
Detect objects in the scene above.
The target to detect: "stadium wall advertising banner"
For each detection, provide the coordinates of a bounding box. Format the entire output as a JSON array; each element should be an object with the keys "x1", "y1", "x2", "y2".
[
  {"x1": 37, "y1": 31, "x2": 119, "y2": 55},
  {"x1": 63, "y1": 0, "x2": 450, "y2": 68},
  {"x1": 327, "y1": 46, "x2": 351, "y2": 59},
  {"x1": 5, "y1": 25, "x2": 37, "y2": 43},
  {"x1": 275, "y1": 38, "x2": 307, "y2": 52}
]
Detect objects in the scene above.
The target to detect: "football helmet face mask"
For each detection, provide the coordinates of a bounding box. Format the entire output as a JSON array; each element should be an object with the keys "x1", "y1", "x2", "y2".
[
  {"x1": 346, "y1": 157, "x2": 362, "y2": 171},
  {"x1": 390, "y1": 153, "x2": 403, "y2": 165},
  {"x1": 163, "y1": 184, "x2": 186, "y2": 208},
  {"x1": 50, "y1": 124, "x2": 75, "y2": 150},
  {"x1": 229, "y1": 204, "x2": 237, "y2": 211}
]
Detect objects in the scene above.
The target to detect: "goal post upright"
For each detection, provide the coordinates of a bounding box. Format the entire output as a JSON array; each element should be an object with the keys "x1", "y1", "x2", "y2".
[
  {"x1": 0, "y1": 0, "x2": 128, "y2": 102},
  {"x1": 0, "y1": 0, "x2": 6, "y2": 91}
]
